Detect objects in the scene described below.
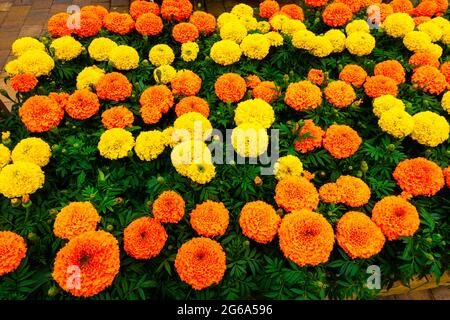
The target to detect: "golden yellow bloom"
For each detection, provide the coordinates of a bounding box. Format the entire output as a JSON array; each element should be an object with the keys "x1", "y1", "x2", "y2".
[
  {"x1": 98, "y1": 128, "x2": 135, "y2": 160},
  {"x1": 17, "y1": 50, "x2": 54, "y2": 77},
  {"x1": 238, "y1": 16, "x2": 258, "y2": 31},
  {"x1": 310, "y1": 36, "x2": 333, "y2": 57},
  {"x1": 274, "y1": 155, "x2": 303, "y2": 180},
  {"x1": 220, "y1": 22, "x2": 247, "y2": 43},
  {"x1": 149, "y1": 44, "x2": 175, "y2": 67},
  {"x1": 0, "y1": 161, "x2": 45, "y2": 198},
  {"x1": 210, "y1": 40, "x2": 242, "y2": 66},
  {"x1": 373, "y1": 94, "x2": 405, "y2": 117},
  {"x1": 324, "y1": 29, "x2": 346, "y2": 53},
  {"x1": 12, "y1": 37, "x2": 45, "y2": 57},
  {"x1": 175, "y1": 162, "x2": 216, "y2": 184},
  {"x1": 410, "y1": 111, "x2": 449, "y2": 147},
  {"x1": 231, "y1": 122, "x2": 269, "y2": 158},
  {"x1": 240, "y1": 34, "x2": 271, "y2": 60},
  {"x1": 50, "y1": 36, "x2": 83, "y2": 61},
  {"x1": 5, "y1": 60, "x2": 20, "y2": 76},
  {"x1": 281, "y1": 19, "x2": 306, "y2": 37},
  {"x1": 11, "y1": 137, "x2": 51, "y2": 167},
  {"x1": 403, "y1": 31, "x2": 432, "y2": 51},
  {"x1": 345, "y1": 32, "x2": 375, "y2": 56},
  {"x1": 88, "y1": 37, "x2": 118, "y2": 61},
  {"x1": 109, "y1": 45, "x2": 139, "y2": 70},
  {"x1": 378, "y1": 107, "x2": 414, "y2": 138},
  {"x1": 382, "y1": 13, "x2": 415, "y2": 38},
  {"x1": 181, "y1": 41, "x2": 199, "y2": 62},
  {"x1": 264, "y1": 32, "x2": 284, "y2": 47},
  {"x1": 154, "y1": 65, "x2": 177, "y2": 84},
  {"x1": 231, "y1": 3, "x2": 254, "y2": 18},
  {"x1": 292, "y1": 30, "x2": 316, "y2": 50},
  {"x1": 418, "y1": 21, "x2": 443, "y2": 42},
  {"x1": 0, "y1": 145, "x2": 11, "y2": 168},
  {"x1": 217, "y1": 12, "x2": 240, "y2": 29},
  {"x1": 234, "y1": 98, "x2": 275, "y2": 129},
  {"x1": 134, "y1": 130, "x2": 166, "y2": 161},
  {"x1": 345, "y1": 19, "x2": 370, "y2": 34},
  {"x1": 257, "y1": 21, "x2": 271, "y2": 33},
  {"x1": 171, "y1": 140, "x2": 212, "y2": 166},
  {"x1": 173, "y1": 112, "x2": 212, "y2": 142},
  {"x1": 76, "y1": 66, "x2": 105, "y2": 90}
]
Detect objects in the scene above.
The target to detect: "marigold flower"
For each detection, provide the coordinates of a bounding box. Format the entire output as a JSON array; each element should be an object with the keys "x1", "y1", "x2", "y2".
[
  {"x1": 0, "y1": 231, "x2": 27, "y2": 276},
  {"x1": 140, "y1": 85, "x2": 174, "y2": 123},
  {"x1": 234, "y1": 98, "x2": 275, "y2": 129},
  {"x1": 305, "y1": 0, "x2": 329, "y2": 7},
  {"x1": 285, "y1": 81, "x2": 322, "y2": 111},
  {"x1": 324, "y1": 29, "x2": 346, "y2": 53},
  {"x1": 101, "y1": 106, "x2": 134, "y2": 130},
  {"x1": 310, "y1": 36, "x2": 334, "y2": 58},
  {"x1": 149, "y1": 44, "x2": 175, "y2": 67},
  {"x1": 81, "y1": 5, "x2": 108, "y2": 21},
  {"x1": 88, "y1": 37, "x2": 118, "y2": 61},
  {"x1": 345, "y1": 19, "x2": 370, "y2": 34},
  {"x1": 181, "y1": 41, "x2": 200, "y2": 62},
  {"x1": 10, "y1": 73, "x2": 37, "y2": 92},
  {"x1": 130, "y1": 0, "x2": 160, "y2": 20},
  {"x1": 410, "y1": 111, "x2": 449, "y2": 147},
  {"x1": 403, "y1": 31, "x2": 432, "y2": 52},
  {"x1": 374, "y1": 60, "x2": 406, "y2": 85},
  {"x1": 66, "y1": 89, "x2": 100, "y2": 120},
  {"x1": 5, "y1": 60, "x2": 20, "y2": 76},
  {"x1": 48, "y1": 13, "x2": 71, "y2": 37},
  {"x1": 324, "y1": 80, "x2": 356, "y2": 108},
  {"x1": 104, "y1": 12, "x2": 135, "y2": 35},
  {"x1": 378, "y1": 107, "x2": 414, "y2": 138},
  {"x1": 240, "y1": 34, "x2": 271, "y2": 60},
  {"x1": 136, "y1": 13, "x2": 163, "y2": 37},
  {"x1": 96, "y1": 72, "x2": 132, "y2": 102},
  {"x1": 231, "y1": 122, "x2": 268, "y2": 157},
  {"x1": 280, "y1": 19, "x2": 305, "y2": 37},
  {"x1": 220, "y1": 22, "x2": 247, "y2": 43},
  {"x1": 339, "y1": 64, "x2": 367, "y2": 88},
  {"x1": 0, "y1": 145, "x2": 10, "y2": 168},
  {"x1": 16, "y1": 50, "x2": 54, "y2": 77},
  {"x1": 134, "y1": 130, "x2": 166, "y2": 161},
  {"x1": 411, "y1": 65, "x2": 447, "y2": 95},
  {"x1": 97, "y1": 128, "x2": 135, "y2": 160},
  {"x1": 335, "y1": 175, "x2": 371, "y2": 207},
  {"x1": 210, "y1": 40, "x2": 242, "y2": 66},
  {"x1": 322, "y1": 3, "x2": 353, "y2": 27},
  {"x1": 214, "y1": 73, "x2": 247, "y2": 103},
  {"x1": 48, "y1": 92, "x2": 70, "y2": 110},
  {"x1": 76, "y1": 65, "x2": 104, "y2": 91},
  {"x1": 418, "y1": 21, "x2": 443, "y2": 42},
  {"x1": 191, "y1": 201, "x2": 229, "y2": 237},
  {"x1": 109, "y1": 45, "x2": 139, "y2": 71},
  {"x1": 52, "y1": 231, "x2": 120, "y2": 297},
  {"x1": 269, "y1": 13, "x2": 291, "y2": 31},
  {"x1": 189, "y1": 11, "x2": 216, "y2": 35},
  {"x1": 73, "y1": 12, "x2": 102, "y2": 38},
  {"x1": 364, "y1": 75, "x2": 398, "y2": 98},
  {"x1": 50, "y1": 36, "x2": 83, "y2": 61},
  {"x1": 245, "y1": 75, "x2": 261, "y2": 89},
  {"x1": 323, "y1": 124, "x2": 362, "y2": 159},
  {"x1": 19, "y1": 95, "x2": 64, "y2": 132},
  {"x1": 12, "y1": 137, "x2": 51, "y2": 167},
  {"x1": 171, "y1": 70, "x2": 202, "y2": 97},
  {"x1": 408, "y1": 51, "x2": 440, "y2": 69},
  {"x1": 217, "y1": 12, "x2": 240, "y2": 29},
  {"x1": 412, "y1": 0, "x2": 438, "y2": 17},
  {"x1": 371, "y1": 196, "x2": 420, "y2": 240},
  {"x1": 124, "y1": 217, "x2": 167, "y2": 260},
  {"x1": 53, "y1": 202, "x2": 100, "y2": 240},
  {"x1": 382, "y1": 12, "x2": 415, "y2": 38},
  {"x1": 152, "y1": 190, "x2": 185, "y2": 223},
  {"x1": 259, "y1": 0, "x2": 280, "y2": 18},
  {"x1": 278, "y1": 209, "x2": 334, "y2": 267},
  {"x1": 319, "y1": 182, "x2": 342, "y2": 203},
  {"x1": 291, "y1": 29, "x2": 316, "y2": 50},
  {"x1": 345, "y1": 31, "x2": 375, "y2": 56},
  {"x1": 231, "y1": 3, "x2": 254, "y2": 17},
  {"x1": 274, "y1": 155, "x2": 303, "y2": 180},
  {"x1": 431, "y1": 0, "x2": 448, "y2": 16},
  {"x1": 250, "y1": 81, "x2": 278, "y2": 104},
  {"x1": 275, "y1": 176, "x2": 319, "y2": 212},
  {"x1": 239, "y1": 201, "x2": 281, "y2": 244},
  {"x1": 175, "y1": 96, "x2": 209, "y2": 118},
  {"x1": 175, "y1": 162, "x2": 216, "y2": 184},
  {"x1": 0, "y1": 161, "x2": 44, "y2": 198},
  {"x1": 307, "y1": 69, "x2": 325, "y2": 86},
  {"x1": 294, "y1": 119, "x2": 324, "y2": 153},
  {"x1": 372, "y1": 94, "x2": 405, "y2": 117},
  {"x1": 281, "y1": 4, "x2": 304, "y2": 21},
  {"x1": 172, "y1": 22, "x2": 199, "y2": 44},
  {"x1": 390, "y1": 0, "x2": 414, "y2": 13},
  {"x1": 154, "y1": 65, "x2": 177, "y2": 84},
  {"x1": 12, "y1": 37, "x2": 45, "y2": 57},
  {"x1": 161, "y1": 0, "x2": 193, "y2": 21},
  {"x1": 393, "y1": 157, "x2": 445, "y2": 196}
]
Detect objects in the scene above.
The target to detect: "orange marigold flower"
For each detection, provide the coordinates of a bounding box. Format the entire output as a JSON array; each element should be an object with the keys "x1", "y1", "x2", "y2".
[
  {"x1": 443, "y1": 166, "x2": 450, "y2": 188},
  {"x1": 101, "y1": 106, "x2": 134, "y2": 129},
  {"x1": 408, "y1": 51, "x2": 440, "y2": 69},
  {"x1": 335, "y1": 175, "x2": 371, "y2": 207},
  {"x1": 319, "y1": 182, "x2": 342, "y2": 203},
  {"x1": 174, "y1": 237, "x2": 226, "y2": 290},
  {"x1": 52, "y1": 231, "x2": 120, "y2": 297},
  {"x1": 95, "y1": 72, "x2": 133, "y2": 102},
  {"x1": 171, "y1": 70, "x2": 202, "y2": 96},
  {"x1": 53, "y1": 202, "x2": 101, "y2": 240},
  {"x1": 81, "y1": 5, "x2": 108, "y2": 22},
  {"x1": 10, "y1": 73, "x2": 38, "y2": 92},
  {"x1": 294, "y1": 119, "x2": 324, "y2": 153},
  {"x1": 190, "y1": 201, "x2": 229, "y2": 237},
  {"x1": 323, "y1": 124, "x2": 362, "y2": 159},
  {"x1": 189, "y1": 11, "x2": 216, "y2": 35},
  {"x1": 390, "y1": 0, "x2": 414, "y2": 13},
  {"x1": 48, "y1": 13, "x2": 72, "y2": 37},
  {"x1": 175, "y1": 96, "x2": 210, "y2": 118},
  {"x1": 65, "y1": 89, "x2": 100, "y2": 120},
  {"x1": 363, "y1": 75, "x2": 398, "y2": 98},
  {"x1": 374, "y1": 60, "x2": 406, "y2": 85},
  {"x1": 413, "y1": 16, "x2": 431, "y2": 25},
  {"x1": 124, "y1": 217, "x2": 167, "y2": 260},
  {"x1": 172, "y1": 22, "x2": 199, "y2": 43},
  {"x1": 141, "y1": 105, "x2": 162, "y2": 124},
  {"x1": 439, "y1": 61, "x2": 450, "y2": 84},
  {"x1": 305, "y1": 0, "x2": 329, "y2": 7},
  {"x1": 307, "y1": 69, "x2": 325, "y2": 86},
  {"x1": 140, "y1": 84, "x2": 174, "y2": 114},
  {"x1": 73, "y1": 12, "x2": 102, "y2": 38},
  {"x1": 136, "y1": 13, "x2": 163, "y2": 36},
  {"x1": 0, "y1": 231, "x2": 27, "y2": 276},
  {"x1": 431, "y1": 0, "x2": 448, "y2": 16},
  {"x1": 336, "y1": 211, "x2": 385, "y2": 259},
  {"x1": 393, "y1": 157, "x2": 445, "y2": 196},
  {"x1": 275, "y1": 176, "x2": 319, "y2": 212},
  {"x1": 49, "y1": 92, "x2": 70, "y2": 110},
  {"x1": 411, "y1": 65, "x2": 447, "y2": 95},
  {"x1": 339, "y1": 64, "x2": 367, "y2": 88},
  {"x1": 334, "y1": 0, "x2": 362, "y2": 13},
  {"x1": 152, "y1": 190, "x2": 185, "y2": 223},
  {"x1": 260, "y1": 0, "x2": 280, "y2": 19},
  {"x1": 252, "y1": 81, "x2": 279, "y2": 103},
  {"x1": 214, "y1": 73, "x2": 247, "y2": 103},
  {"x1": 281, "y1": 4, "x2": 304, "y2": 21},
  {"x1": 130, "y1": 0, "x2": 160, "y2": 20},
  {"x1": 322, "y1": 3, "x2": 353, "y2": 27},
  {"x1": 324, "y1": 80, "x2": 356, "y2": 108},
  {"x1": 161, "y1": 0, "x2": 193, "y2": 22},
  {"x1": 285, "y1": 81, "x2": 322, "y2": 111},
  {"x1": 245, "y1": 74, "x2": 261, "y2": 89},
  {"x1": 19, "y1": 95, "x2": 64, "y2": 132},
  {"x1": 239, "y1": 201, "x2": 281, "y2": 244},
  {"x1": 104, "y1": 12, "x2": 135, "y2": 35},
  {"x1": 278, "y1": 209, "x2": 334, "y2": 267},
  {"x1": 412, "y1": 0, "x2": 437, "y2": 17},
  {"x1": 371, "y1": 196, "x2": 420, "y2": 240}
]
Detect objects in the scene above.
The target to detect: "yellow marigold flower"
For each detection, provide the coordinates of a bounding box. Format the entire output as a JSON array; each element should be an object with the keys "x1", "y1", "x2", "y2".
[
  {"x1": 431, "y1": 17, "x2": 450, "y2": 30},
  {"x1": 181, "y1": 41, "x2": 199, "y2": 62},
  {"x1": 281, "y1": 19, "x2": 306, "y2": 36},
  {"x1": 50, "y1": 36, "x2": 83, "y2": 61},
  {"x1": 269, "y1": 13, "x2": 290, "y2": 31},
  {"x1": 373, "y1": 94, "x2": 405, "y2": 117},
  {"x1": 5, "y1": 60, "x2": 20, "y2": 76},
  {"x1": 345, "y1": 32, "x2": 375, "y2": 56},
  {"x1": 240, "y1": 34, "x2": 271, "y2": 60},
  {"x1": 17, "y1": 50, "x2": 54, "y2": 77},
  {"x1": 274, "y1": 155, "x2": 303, "y2": 180},
  {"x1": 418, "y1": 43, "x2": 443, "y2": 58},
  {"x1": 231, "y1": 3, "x2": 254, "y2": 18},
  {"x1": 292, "y1": 29, "x2": 316, "y2": 50},
  {"x1": 324, "y1": 29, "x2": 346, "y2": 53},
  {"x1": 149, "y1": 44, "x2": 175, "y2": 67},
  {"x1": 231, "y1": 122, "x2": 268, "y2": 158},
  {"x1": 171, "y1": 140, "x2": 212, "y2": 166},
  {"x1": 410, "y1": 111, "x2": 449, "y2": 147},
  {"x1": 0, "y1": 145, "x2": 11, "y2": 168},
  {"x1": 0, "y1": 161, "x2": 45, "y2": 198},
  {"x1": 12, "y1": 37, "x2": 45, "y2": 57},
  {"x1": 98, "y1": 128, "x2": 135, "y2": 160},
  {"x1": 163, "y1": 126, "x2": 185, "y2": 148},
  {"x1": 234, "y1": 98, "x2": 275, "y2": 129},
  {"x1": 442, "y1": 91, "x2": 450, "y2": 114},
  {"x1": 378, "y1": 107, "x2": 414, "y2": 138},
  {"x1": 403, "y1": 31, "x2": 432, "y2": 51},
  {"x1": 382, "y1": 13, "x2": 415, "y2": 38},
  {"x1": 173, "y1": 112, "x2": 212, "y2": 142},
  {"x1": 175, "y1": 162, "x2": 216, "y2": 184},
  {"x1": 439, "y1": 26, "x2": 450, "y2": 44},
  {"x1": 2, "y1": 131, "x2": 10, "y2": 141},
  {"x1": 88, "y1": 37, "x2": 118, "y2": 61},
  {"x1": 220, "y1": 22, "x2": 247, "y2": 43},
  {"x1": 418, "y1": 21, "x2": 443, "y2": 42},
  {"x1": 109, "y1": 45, "x2": 139, "y2": 71},
  {"x1": 153, "y1": 65, "x2": 176, "y2": 84},
  {"x1": 345, "y1": 19, "x2": 370, "y2": 34},
  {"x1": 310, "y1": 36, "x2": 333, "y2": 57},
  {"x1": 264, "y1": 32, "x2": 284, "y2": 47},
  {"x1": 239, "y1": 16, "x2": 258, "y2": 31},
  {"x1": 134, "y1": 130, "x2": 166, "y2": 161},
  {"x1": 76, "y1": 66, "x2": 105, "y2": 90},
  {"x1": 217, "y1": 12, "x2": 240, "y2": 29},
  {"x1": 257, "y1": 21, "x2": 271, "y2": 33},
  {"x1": 210, "y1": 40, "x2": 242, "y2": 66},
  {"x1": 11, "y1": 137, "x2": 51, "y2": 167}
]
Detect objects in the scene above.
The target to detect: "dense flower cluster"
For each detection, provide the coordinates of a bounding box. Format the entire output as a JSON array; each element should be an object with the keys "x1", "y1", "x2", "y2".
[{"x1": 53, "y1": 202, "x2": 101, "y2": 239}]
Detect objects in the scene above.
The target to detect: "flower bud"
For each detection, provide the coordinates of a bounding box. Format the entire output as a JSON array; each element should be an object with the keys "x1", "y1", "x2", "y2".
[
  {"x1": 360, "y1": 161, "x2": 369, "y2": 172},
  {"x1": 48, "y1": 286, "x2": 59, "y2": 297},
  {"x1": 157, "y1": 176, "x2": 165, "y2": 184},
  {"x1": 386, "y1": 144, "x2": 396, "y2": 152},
  {"x1": 106, "y1": 224, "x2": 114, "y2": 232},
  {"x1": 11, "y1": 198, "x2": 21, "y2": 207},
  {"x1": 254, "y1": 176, "x2": 263, "y2": 186},
  {"x1": 115, "y1": 197, "x2": 123, "y2": 204}
]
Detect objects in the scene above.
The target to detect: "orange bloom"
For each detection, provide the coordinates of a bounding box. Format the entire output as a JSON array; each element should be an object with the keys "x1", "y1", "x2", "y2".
[
  {"x1": 214, "y1": 73, "x2": 247, "y2": 103},
  {"x1": 393, "y1": 157, "x2": 445, "y2": 196},
  {"x1": 73, "y1": 12, "x2": 102, "y2": 38},
  {"x1": 0, "y1": 231, "x2": 27, "y2": 276},
  {"x1": 124, "y1": 217, "x2": 167, "y2": 260},
  {"x1": 19, "y1": 95, "x2": 64, "y2": 132},
  {"x1": 431, "y1": 0, "x2": 448, "y2": 16},
  {"x1": 339, "y1": 64, "x2": 367, "y2": 88},
  {"x1": 274, "y1": 176, "x2": 319, "y2": 212},
  {"x1": 101, "y1": 106, "x2": 134, "y2": 129},
  {"x1": 411, "y1": 65, "x2": 447, "y2": 95},
  {"x1": 334, "y1": 0, "x2": 362, "y2": 13},
  {"x1": 81, "y1": 5, "x2": 108, "y2": 22},
  {"x1": 48, "y1": 13, "x2": 72, "y2": 37},
  {"x1": 136, "y1": 13, "x2": 163, "y2": 36},
  {"x1": 374, "y1": 60, "x2": 406, "y2": 85},
  {"x1": 281, "y1": 4, "x2": 304, "y2": 21},
  {"x1": 141, "y1": 105, "x2": 162, "y2": 124},
  {"x1": 363, "y1": 75, "x2": 398, "y2": 98},
  {"x1": 284, "y1": 81, "x2": 322, "y2": 111},
  {"x1": 152, "y1": 190, "x2": 185, "y2": 223},
  {"x1": 335, "y1": 175, "x2": 371, "y2": 207},
  {"x1": 53, "y1": 202, "x2": 101, "y2": 240},
  {"x1": 323, "y1": 124, "x2": 362, "y2": 159},
  {"x1": 413, "y1": 16, "x2": 431, "y2": 25},
  {"x1": 52, "y1": 231, "x2": 120, "y2": 297},
  {"x1": 324, "y1": 80, "x2": 356, "y2": 108},
  {"x1": 412, "y1": 0, "x2": 437, "y2": 17},
  {"x1": 10, "y1": 73, "x2": 38, "y2": 92},
  {"x1": 172, "y1": 22, "x2": 199, "y2": 43},
  {"x1": 322, "y1": 3, "x2": 353, "y2": 27},
  {"x1": 260, "y1": 0, "x2": 280, "y2": 18},
  {"x1": 245, "y1": 74, "x2": 261, "y2": 89},
  {"x1": 95, "y1": 72, "x2": 133, "y2": 102},
  {"x1": 307, "y1": 69, "x2": 325, "y2": 86},
  {"x1": 408, "y1": 52, "x2": 440, "y2": 69},
  {"x1": 171, "y1": 70, "x2": 202, "y2": 96},
  {"x1": 278, "y1": 209, "x2": 334, "y2": 267},
  {"x1": 161, "y1": 0, "x2": 193, "y2": 22},
  {"x1": 65, "y1": 89, "x2": 100, "y2": 120},
  {"x1": 305, "y1": 0, "x2": 329, "y2": 7},
  {"x1": 174, "y1": 237, "x2": 226, "y2": 290},
  {"x1": 175, "y1": 96, "x2": 210, "y2": 118},
  {"x1": 189, "y1": 11, "x2": 216, "y2": 35},
  {"x1": 336, "y1": 211, "x2": 385, "y2": 259},
  {"x1": 443, "y1": 166, "x2": 450, "y2": 188},
  {"x1": 372, "y1": 196, "x2": 420, "y2": 240},
  {"x1": 252, "y1": 81, "x2": 279, "y2": 103},
  {"x1": 130, "y1": 0, "x2": 160, "y2": 20},
  {"x1": 104, "y1": 12, "x2": 135, "y2": 35},
  {"x1": 294, "y1": 119, "x2": 324, "y2": 153},
  {"x1": 319, "y1": 182, "x2": 342, "y2": 203},
  {"x1": 439, "y1": 61, "x2": 450, "y2": 84},
  {"x1": 239, "y1": 201, "x2": 281, "y2": 244},
  {"x1": 140, "y1": 85, "x2": 174, "y2": 124},
  {"x1": 390, "y1": 0, "x2": 414, "y2": 13},
  {"x1": 49, "y1": 92, "x2": 70, "y2": 110},
  {"x1": 190, "y1": 201, "x2": 229, "y2": 237}
]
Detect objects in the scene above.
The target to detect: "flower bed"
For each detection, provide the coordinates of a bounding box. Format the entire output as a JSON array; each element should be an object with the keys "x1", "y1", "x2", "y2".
[{"x1": 0, "y1": 0, "x2": 449, "y2": 300}]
